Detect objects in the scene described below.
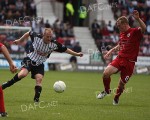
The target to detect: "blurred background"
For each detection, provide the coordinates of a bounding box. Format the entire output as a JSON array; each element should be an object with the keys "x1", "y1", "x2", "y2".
[{"x1": 0, "y1": 0, "x2": 150, "y2": 74}]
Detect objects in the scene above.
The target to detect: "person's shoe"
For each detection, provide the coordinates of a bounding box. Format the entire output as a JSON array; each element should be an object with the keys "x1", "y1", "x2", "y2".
[
  {"x1": 0, "y1": 112, "x2": 8, "y2": 117},
  {"x1": 97, "y1": 91, "x2": 108, "y2": 99},
  {"x1": 97, "y1": 90, "x2": 111, "y2": 99},
  {"x1": 34, "y1": 98, "x2": 39, "y2": 102},
  {"x1": 113, "y1": 98, "x2": 119, "y2": 105}
]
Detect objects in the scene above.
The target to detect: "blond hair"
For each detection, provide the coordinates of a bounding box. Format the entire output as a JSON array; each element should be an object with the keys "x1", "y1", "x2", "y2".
[{"x1": 117, "y1": 16, "x2": 129, "y2": 24}]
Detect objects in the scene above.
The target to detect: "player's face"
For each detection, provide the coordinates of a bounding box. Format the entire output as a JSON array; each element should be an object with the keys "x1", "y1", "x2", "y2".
[
  {"x1": 116, "y1": 21, "x2": 126, "y2": 32},
  {"x1": 43, "y1": 31, "x2": 53, "y2": 44}
]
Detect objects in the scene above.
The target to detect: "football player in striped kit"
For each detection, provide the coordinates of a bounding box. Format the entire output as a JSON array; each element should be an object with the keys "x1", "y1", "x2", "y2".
[{"x1": 2, "y1": 28, "x2": 83, "y2": 102}]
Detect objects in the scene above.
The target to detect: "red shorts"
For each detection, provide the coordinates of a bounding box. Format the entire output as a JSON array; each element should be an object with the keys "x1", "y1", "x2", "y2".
[{"x1": 109, "y1": 56, "x2": 135, "y2": 84}]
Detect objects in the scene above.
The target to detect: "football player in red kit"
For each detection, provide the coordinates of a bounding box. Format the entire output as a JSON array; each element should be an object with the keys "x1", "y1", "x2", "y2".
[
  {"x1": 97, "y1": 10, "x2": 146, "y2": 105},
  {"x1": 0, "y1": 43, "x2": 17, "y2": 117}
]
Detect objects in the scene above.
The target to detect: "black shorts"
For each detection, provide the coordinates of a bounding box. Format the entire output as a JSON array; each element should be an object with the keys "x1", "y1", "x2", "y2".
[{"x1": 21, "y1": 57, "x2": 44, "y2": 79}]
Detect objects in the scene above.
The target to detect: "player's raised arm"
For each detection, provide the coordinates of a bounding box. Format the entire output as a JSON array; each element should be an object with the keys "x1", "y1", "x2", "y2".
[
  {"x1": 13, "y1": 31, "x2": 30, "y2": 45},
  {"x1": 65, "y1": 48, "x2": 83, "y2": 57},
  {"x1": 0, "y1": 45, "x2": 17, "y2": 73},
  {"x1": 132, "y1": 10, "x2": 146, "y2": 33}
]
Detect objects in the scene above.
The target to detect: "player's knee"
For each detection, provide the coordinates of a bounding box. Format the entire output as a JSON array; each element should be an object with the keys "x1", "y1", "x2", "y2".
[
  {"x1": 36, "y1": 77, "x2": 43, "y2": 84},
  {"x1": 103, "y1": 70, "x2": 111, "y2": 78},
  {"x1": 19, "y1": 73, "x2": 28, "y2": 79}
]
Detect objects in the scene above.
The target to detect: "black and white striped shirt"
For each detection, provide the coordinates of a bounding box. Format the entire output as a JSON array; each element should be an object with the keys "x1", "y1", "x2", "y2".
[{"x1": 27, "y1": 31, "x2": 67, "y2": 65}]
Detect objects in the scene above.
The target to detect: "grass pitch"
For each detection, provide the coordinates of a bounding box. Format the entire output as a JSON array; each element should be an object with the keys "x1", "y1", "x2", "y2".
[{"x1": 0, "y1": 69, "x2": 150, "y2": 120}]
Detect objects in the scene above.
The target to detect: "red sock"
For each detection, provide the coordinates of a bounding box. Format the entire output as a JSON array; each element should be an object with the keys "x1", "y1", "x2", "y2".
[
  {"x1": 114, "y1": 87, "x2": 124, "y2": 100},
  {"x1": 0, "y1": 86, "x2": 5, "y2": 112},
  {"x1": 103, "y1": 77, "x2": 111, "y2": 94}
]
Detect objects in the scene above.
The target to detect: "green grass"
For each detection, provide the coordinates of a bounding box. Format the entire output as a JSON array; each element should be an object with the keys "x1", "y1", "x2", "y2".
[{"x1": 0, "y1": 69, "x2": 150, "y2": 120}]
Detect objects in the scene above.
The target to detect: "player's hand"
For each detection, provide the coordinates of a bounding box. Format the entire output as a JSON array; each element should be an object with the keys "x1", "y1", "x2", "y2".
[
  {"x1": 104, "y1": 50, "x2": 112, "y2": 60},
  {"x1": 132, "y1": 10, "x2": 140, "y2": 20},
  {"x1": 9, "y1": 63, "x2": 18, "y2": 73},
  {"x1": 13, "y1": 39, "x2": 20, "y2": 45},
  {"x1": 78, "y1": 52, "x2": 83, "y2": 57}
]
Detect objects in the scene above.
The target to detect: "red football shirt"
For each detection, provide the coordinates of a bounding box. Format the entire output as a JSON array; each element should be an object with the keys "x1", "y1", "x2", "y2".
[
  {"x1": 0, "y1": 42, "x2": 4, "y2": 48},
  {"x1": 118, "y1": 27, "x2": 143, "y2": 61}
]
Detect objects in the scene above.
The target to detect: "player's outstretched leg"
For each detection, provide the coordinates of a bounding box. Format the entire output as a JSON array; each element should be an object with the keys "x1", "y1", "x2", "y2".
[
  {"x1": 113, "y1": 80, "x2": 125, "y2": 105},
  {"x1": 2, "y1": 69, "x2": 29, "y2": 90},
  {"x1": 2, "y1": 74, "x2": 21, "y2": 89},
  {"x1": 97, "y1": 65, "x2": 118, "y2": 99},
  {"x1": 0, "y1": 86, "x2": 7, "y2": 117}
]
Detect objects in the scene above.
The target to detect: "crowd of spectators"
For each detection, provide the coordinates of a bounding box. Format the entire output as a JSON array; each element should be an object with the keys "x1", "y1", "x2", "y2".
[
  {"x1": 0, "y1": 0, "x2": 37, "y2": 54},
  {"x1": 91, "y1": 0, "x2": 150, "y2": 56},
  {"x1": 0, "y1": 0, "x2": 36, "y2": 25},
  {"x1": 0, "y1": 0, "x2": 81, "y2": 55}
]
